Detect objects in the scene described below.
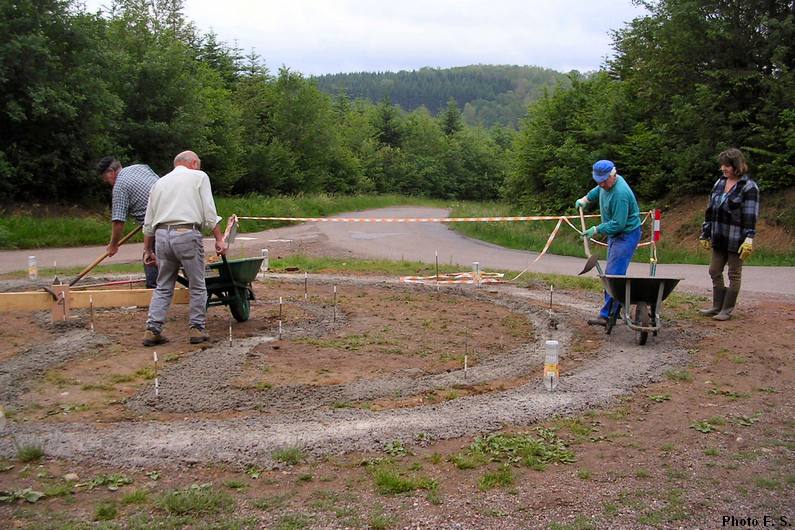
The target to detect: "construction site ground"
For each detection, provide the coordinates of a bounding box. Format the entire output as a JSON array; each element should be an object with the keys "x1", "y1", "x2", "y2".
[{"x1": 0, "y1": 211, "x2": 793, "y2": 529}]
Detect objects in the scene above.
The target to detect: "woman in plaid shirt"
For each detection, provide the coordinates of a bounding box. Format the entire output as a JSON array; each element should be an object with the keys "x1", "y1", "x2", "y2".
[{"x1": 698, "y1": 148, "x2": 759, "y2": 321}]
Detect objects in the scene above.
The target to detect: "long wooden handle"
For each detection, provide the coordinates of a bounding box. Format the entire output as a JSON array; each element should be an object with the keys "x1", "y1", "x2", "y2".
[
  {"x1": 69, "y1": 225, "x2": 143, "y2": 286},
  {"x1": 579, "y1": 207, "x2": 592, "y2": 258}
]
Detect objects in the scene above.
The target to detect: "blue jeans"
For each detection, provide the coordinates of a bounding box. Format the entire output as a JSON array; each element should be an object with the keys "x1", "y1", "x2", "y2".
[{"x1": 599, "y1": 226, "x2": 642, "y2": 319}]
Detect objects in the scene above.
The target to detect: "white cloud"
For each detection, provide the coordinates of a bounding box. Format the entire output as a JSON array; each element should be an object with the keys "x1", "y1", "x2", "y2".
[{"x1": 83, "y1": 0, "x2": 648, "y2": 75}]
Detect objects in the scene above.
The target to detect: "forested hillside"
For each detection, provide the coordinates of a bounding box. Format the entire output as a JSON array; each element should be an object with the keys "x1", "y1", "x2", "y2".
[
  {"x1": 313, "y1": 66, "x2": 570, "y2": 128},
  {"x1": 1, "y1": 0, "x2": 793, "y2": 213}
]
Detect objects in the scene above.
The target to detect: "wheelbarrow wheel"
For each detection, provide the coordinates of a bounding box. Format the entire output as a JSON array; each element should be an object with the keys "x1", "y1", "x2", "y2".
[
  {"x1": 229, "y1": 287, "x2": 251, "y2": 322},
  {"x1": 634, "y1": 302, "x2": 650, "y2": 345}
]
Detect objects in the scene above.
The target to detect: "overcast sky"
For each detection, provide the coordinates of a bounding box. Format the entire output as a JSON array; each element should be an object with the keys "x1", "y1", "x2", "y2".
[{"x1": 83, "y1": 0, "x2": 649, "y2": 76}]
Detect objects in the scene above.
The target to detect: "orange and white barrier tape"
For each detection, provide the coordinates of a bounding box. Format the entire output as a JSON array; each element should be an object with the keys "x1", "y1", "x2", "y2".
[
  {"x1": 237, "y1": 214, "x2": 602, "y2": 223},
  {"x1": 236, "y1": 210, "x2": 660, "y2": 278},
  {"x1": 400, "y1": 272, "x2": 504, "y2": 285}
]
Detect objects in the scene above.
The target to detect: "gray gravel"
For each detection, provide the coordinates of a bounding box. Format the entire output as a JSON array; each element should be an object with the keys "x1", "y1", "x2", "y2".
[{"x1": 0, "y1": 275, "x2": 695, "y2": 469}]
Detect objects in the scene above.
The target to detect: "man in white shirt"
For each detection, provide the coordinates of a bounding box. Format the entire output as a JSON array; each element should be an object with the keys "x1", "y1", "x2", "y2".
[{"x1": 141, "y1": 150, "x2": 227, "y2": 346}]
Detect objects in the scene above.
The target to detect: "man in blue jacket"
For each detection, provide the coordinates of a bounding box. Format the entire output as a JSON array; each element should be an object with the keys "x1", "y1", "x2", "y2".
[{"x1": 575, "y1": 160, "x2": 642, "y2": 326}]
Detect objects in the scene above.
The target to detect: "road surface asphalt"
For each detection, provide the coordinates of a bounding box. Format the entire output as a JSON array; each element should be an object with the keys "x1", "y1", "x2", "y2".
[{"x1": 1, "y1": 206, "x2": 791, "y2": 297}]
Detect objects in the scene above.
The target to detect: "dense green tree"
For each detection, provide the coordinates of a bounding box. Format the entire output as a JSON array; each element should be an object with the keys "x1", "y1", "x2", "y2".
[{"x1": 0, "y1": 0, "x2": 119, "y2": 201}]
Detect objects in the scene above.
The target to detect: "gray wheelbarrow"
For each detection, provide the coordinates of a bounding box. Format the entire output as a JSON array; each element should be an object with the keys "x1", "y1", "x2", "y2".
[
  {"x1": 577, "y1": 207, "x2": 682, "y2": 345},
  {"x1": 601, "y1": 274, "x2": 682, "y2": 345}
]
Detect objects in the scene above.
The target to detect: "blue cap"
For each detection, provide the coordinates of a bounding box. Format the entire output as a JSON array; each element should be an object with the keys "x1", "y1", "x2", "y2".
[{"x1": 592, "y1": 160, "x2": 615, "y2": 183}]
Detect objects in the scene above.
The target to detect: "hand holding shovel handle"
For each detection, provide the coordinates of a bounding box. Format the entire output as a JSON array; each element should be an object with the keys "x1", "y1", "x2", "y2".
[
  {"x1": 69, "y1": 225, "x2": 143, "y2": 286},
  {"x1": 578, "y1": 207, "x2": 603, "y2": 276}
]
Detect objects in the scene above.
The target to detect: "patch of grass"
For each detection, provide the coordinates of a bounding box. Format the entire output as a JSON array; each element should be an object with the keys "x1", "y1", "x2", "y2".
[
  {"x1": 156, "y1": 484, "x2": 234, "y2": 515},
  {"x1": 754, "y1": 477, "x2": 781, "y2": 490},
  {"x1": 478, "y1": 465, "x2": 514, "y2": 491},
  {"x1": 637, "y1": 488, "x2": 688, "y2": 526},
  {"x1": 16, "y1": 443, "x2": 44, "y2": 462},
  {"x1": 80, "y1": 383, "x2": 113, "y2": 392},
  {"x1": 383, "y1": 440, "x2": 410, "y2": 457},
  {"x1": 690, "y1": 420, "x2": 718, "y2": 433},
  {"x1": 273, "y1": 446, "x2": 304, "y2": 466},
  {"x1": 223, "y1": 479, "x2": 246, "y2": 490},
  {"x1": 707, "y1": 388, "x2": 749, "y2": 401},
  {"x1": 369, "y1": 505, "x2": 396, "y2": 530},
  {"x1": 134, "y1": 366, "x2": 155, "y2": 380},
  {"x1": 466, "y1": 430, "x2": 576, "y2": 470},
  {"x1": 635, "y1": 468, "x2": 650, "y2": 479},
  {"x1": 297, "y1": 473, "x2": 313, "y2": 482},
  {"x1": 648, "y1": 394, "x2": 671, "y2": 403},
  {"x1": 450, "y1": 452, "x2": 488, "y2": 470},
  {"x1": 577, "y1": 468, "x2": 592, "y2": 480},
  {"x1": 94, "y1": 501, "x2": 117, "y2": 521},
  {"x1": 704, "y1": 447, "x2": 720, "y2": 456},
  {"x1": 371, "y1": 466, "x2": 437, "y2": 495},
  {"x1": 252, "y1": 494, "x2": 288, "y2": 511},
  {"x1": 660, "y1": 443, "x2": 675, "y2": 453},
  {"x1": 275, "y1": 513, "x2": 313, "y2": 530},
  {"x1": 42, "y1": 481, "x2": 74, "y2": 497},
  {"x1": 428, "y1": 452, "x2": 443, "y2": 465},
  {"x1": 109, "y1": 373, "x2": 135, "y2": 384},
  {"x1": 121, "y1": 489, "x2": 148, "y2": 505},
  {"x1": 603, "y1": 502, "x2": 619, "y2": 517},
  {"x1": 665, "y1": 369, "x2": 693, "y2": 382},
  {"x1": 548, "y1": 515, "x2": 597, "y2": 530},
  {"x1": 554, "y1": 418, "x2": 595, "y2": 442}
]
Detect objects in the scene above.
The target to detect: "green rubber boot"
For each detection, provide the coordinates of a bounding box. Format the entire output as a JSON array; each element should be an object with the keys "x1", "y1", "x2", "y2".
[
  {"x1": 713, "y1": 288, "x2": 739, "y2": 321},
  {"x1": 699, "y1": 287, "x2": 726, "y2": 317}
]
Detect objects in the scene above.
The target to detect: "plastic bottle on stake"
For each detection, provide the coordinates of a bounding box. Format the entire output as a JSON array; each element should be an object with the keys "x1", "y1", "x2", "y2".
[
  {"x1": 543, "y1": 340, "x2": 559, "y2": 391},
  {"x1": 28, "y1": 256, "x2": 37, "y2": 281}
]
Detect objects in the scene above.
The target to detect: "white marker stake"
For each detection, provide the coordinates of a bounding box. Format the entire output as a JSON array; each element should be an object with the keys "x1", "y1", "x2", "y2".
[
  {"x1": 332, "y1": 285, "x2": 337, "y2": 328},
  {"x1": 89, "y1": 295, "x2": 94, "y2": 332},
  {"x1": 279, "y1": 296, "x2": 283, "y2": 320},
  {"x1": 278, "y1": 320, "x2": 282, "y2": 340},
  {"x1": 153, "y1": 351, "x2": 159, "y2": 397},
  {"x1": 435, "y1": 250, "x2": 439, "y2": 291},
  {"x1": 228, "y1": 316, "x2": 232, "y2": 347}
]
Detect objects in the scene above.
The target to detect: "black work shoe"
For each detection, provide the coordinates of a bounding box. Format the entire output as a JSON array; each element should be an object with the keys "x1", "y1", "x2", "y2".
[
  {"x1": 143, "y1": 329, "x2": 168, "y2": 346},
  {"x1": 587, "y1": 317, "x2": 608, "y2": 327},
  {"x1": 189, "y1": 326, "x2": 210, "y2": 344}
]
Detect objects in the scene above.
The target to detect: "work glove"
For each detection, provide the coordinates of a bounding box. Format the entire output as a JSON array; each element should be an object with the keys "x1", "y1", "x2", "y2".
[
  {"x1": 699, "y1": 238, "x2": 711, "y2": 251},
  {"x1": 739, "y1": 237, "x2": 753, "y2": 260},
  {"x1": 575, "y1": 196, "x2": 589, "y2": 209},
  {"x1": 583, "y1": 226, "x2": 598, "y2": 239}
]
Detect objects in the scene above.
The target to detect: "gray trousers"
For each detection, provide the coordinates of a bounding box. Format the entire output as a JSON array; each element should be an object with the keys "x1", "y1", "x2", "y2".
[{"x1": 146, "y1": 227, "x2": 207, "y2": 332}]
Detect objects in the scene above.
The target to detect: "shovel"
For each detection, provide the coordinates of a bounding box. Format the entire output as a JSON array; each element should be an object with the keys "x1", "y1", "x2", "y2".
[
  {"x1": 578, "y1": 207, "x2": 604, "y2": 276},
  {"x1": 69, "y1": 225, "x2": 143, "y2": 286}
]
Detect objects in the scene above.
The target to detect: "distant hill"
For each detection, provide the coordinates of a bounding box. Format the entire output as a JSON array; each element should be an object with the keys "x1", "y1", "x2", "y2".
[{"x1": 312, "y1": 65, "x2": 572, "y2": 128}]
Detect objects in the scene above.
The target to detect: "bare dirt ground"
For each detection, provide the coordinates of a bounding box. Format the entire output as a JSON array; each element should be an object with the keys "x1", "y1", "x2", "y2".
[{"x1": 0, "y1": 254, "x2": 793, "y2": 528}]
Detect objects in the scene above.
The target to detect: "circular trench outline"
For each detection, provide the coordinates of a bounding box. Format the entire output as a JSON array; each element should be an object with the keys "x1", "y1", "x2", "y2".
[{"x1": 0, "y1": 275, "x2": 694, "y2": 468}]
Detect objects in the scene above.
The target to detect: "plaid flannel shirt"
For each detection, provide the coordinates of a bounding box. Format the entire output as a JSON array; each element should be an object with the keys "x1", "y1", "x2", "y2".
[
  {"x1": 111, "y1": 164, "x2": 159, "y2": 224},
  {"x1": 700, "y1": 174, "x2": 759, "y2": 253}
]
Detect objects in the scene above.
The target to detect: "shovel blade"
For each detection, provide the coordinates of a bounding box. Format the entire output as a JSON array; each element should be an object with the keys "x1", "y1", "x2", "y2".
[{"x1": 578, "y1": 254, "x2": 599, "y2": 276}]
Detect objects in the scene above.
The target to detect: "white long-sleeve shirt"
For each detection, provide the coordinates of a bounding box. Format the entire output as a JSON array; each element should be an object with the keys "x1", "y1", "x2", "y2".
[{"x1": 142, "y1": 165, "x2": 222, "y2": 236}]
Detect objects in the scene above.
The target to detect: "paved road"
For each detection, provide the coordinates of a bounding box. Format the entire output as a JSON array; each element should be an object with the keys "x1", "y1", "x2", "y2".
[{"x1": 2, "y1": 206, "x2": 791, "y2": 296}]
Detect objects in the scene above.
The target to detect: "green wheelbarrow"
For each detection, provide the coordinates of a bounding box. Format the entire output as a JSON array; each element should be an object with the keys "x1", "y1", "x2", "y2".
[{"x1": 177, "y1": 256, "x2": 264, "y2": 322}]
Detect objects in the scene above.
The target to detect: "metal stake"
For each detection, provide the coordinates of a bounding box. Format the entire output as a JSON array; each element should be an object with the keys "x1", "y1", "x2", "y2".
[
  {"x1": 228, "y1": 315, "x2": 232, "y2": 346},
  {"x1": 304, "y1": 272, "x2": 308, "y2": 301},
  {"x1": 89, "y1": 295, "x2": 94, "y2": 332}
]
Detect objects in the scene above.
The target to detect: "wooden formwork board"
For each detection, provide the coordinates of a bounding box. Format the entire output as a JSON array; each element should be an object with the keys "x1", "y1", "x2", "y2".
[{"x1": 0, "y1": 288, "x2": 189, "y2": 313}]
